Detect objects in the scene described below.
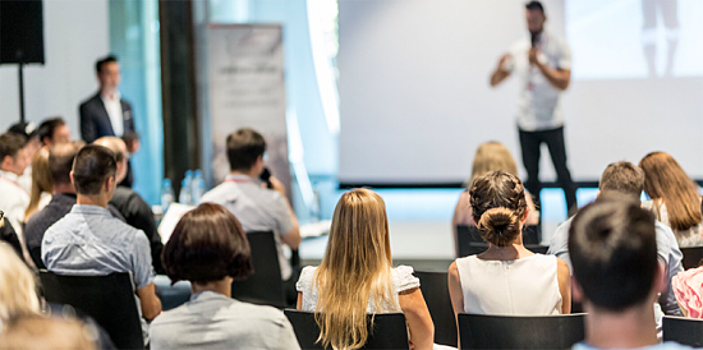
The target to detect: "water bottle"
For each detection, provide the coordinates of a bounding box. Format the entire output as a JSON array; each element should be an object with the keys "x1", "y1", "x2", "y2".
[
  {"x1": 191, "y1": 169, "x2": 205, "y2": 204},
  {"x1": 161, "y1": 178, "x2": 174, "y2": 213},
  {"x1": 179, "y1": 178, "x2": 191, "y2": 205}
]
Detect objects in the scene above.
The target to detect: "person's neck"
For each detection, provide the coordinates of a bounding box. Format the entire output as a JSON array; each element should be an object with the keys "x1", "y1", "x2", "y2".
[
  {"x1": 100, "y1": 88, "x2": 117, "y2": 100},
  {"x1": 229, "y1": 169, "x2": 258, "y2": 179},
  {"x1": 76, "y1": 193, "x2": 109, "y2": 208},
  {"x1": 0, "y1": 166, "x2": 21, "y2": 177},
  {"x1": 52, "y1": 183, "x2": 76, "y2": 195},
  {"x1": 191, "y1": 278, "x2": 233, "y2": 298},
  {"x1": 584, "y1": 301, "x2": 658, "y2": 349}
]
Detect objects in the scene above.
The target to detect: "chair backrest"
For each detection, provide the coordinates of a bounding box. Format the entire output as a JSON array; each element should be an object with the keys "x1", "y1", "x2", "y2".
[
  {"x1": 663, "y1": 315, "x2": 703, "y2": 347},
  {"x1": 39, "y1": 271, "x2": 143, "y2": 350},
  {"x1": 680, "y1": 247, "x2": 703, "y2": 270},
  {"x1": 458, "y1": 313, "x2": 585, "y2": 350},
  {"x1": 457, "y1": 225, "x2": 545, "y2": 257},
  {"x1": 284, "y1": 310, "x2": 409, "y2": 350},
  {"x1": 414, "y1": 271, "x2": 457, "y2": 347},
  {"x1": 231, "y1": 231, "x2": 286, "y2": 308}
]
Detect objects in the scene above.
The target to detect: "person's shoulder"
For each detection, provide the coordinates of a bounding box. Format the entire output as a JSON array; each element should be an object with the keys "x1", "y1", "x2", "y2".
[
  {"x1": 79, "y1": 93, "x2": 101, "y2": 109},
  {"x1": 231, "y1": 301, "x2": 290, "y2": 324},
  {"x1": 201, "y1": 182, "x2": 236, "y2": 202},
  {"x1": 297, "y1": 266, "x2": 319, "y2": 287}
]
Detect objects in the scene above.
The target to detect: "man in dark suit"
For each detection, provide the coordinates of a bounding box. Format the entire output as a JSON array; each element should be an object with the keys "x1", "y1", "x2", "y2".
[{"x1": 79, "y1": 55, "x2": 138, "y2": 187}]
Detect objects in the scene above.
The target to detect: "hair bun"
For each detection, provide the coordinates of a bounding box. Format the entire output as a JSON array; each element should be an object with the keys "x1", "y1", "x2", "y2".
[{"x1": 478, "y1": 207, "x2": 520, "y2": 247}]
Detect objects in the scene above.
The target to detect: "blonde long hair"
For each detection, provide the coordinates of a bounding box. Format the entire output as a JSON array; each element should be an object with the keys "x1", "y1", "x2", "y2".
[
  {"x1": 24, "y1": 147, "x2": 52, "y2": 221},
  {"x1": 0, "y1": 242, "x2": 40, "y2": 322},
  {"x1": 313, "y1": 189, "x2": 397, "y2": 350},
  {"x1": 468, "y1": 142, "x2": 519, "y2": 187},
  {"x1": 639, "y1": 152, "x2": 702, "y2": 233}
]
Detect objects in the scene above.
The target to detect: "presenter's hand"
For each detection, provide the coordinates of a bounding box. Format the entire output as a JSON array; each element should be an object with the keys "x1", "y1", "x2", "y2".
[
  {"x1": 497, "y1": 53, "x2": 510, "y2": 72},
  {"x1": 528, "y1": 48, "x2": 539, "y2": 66}
]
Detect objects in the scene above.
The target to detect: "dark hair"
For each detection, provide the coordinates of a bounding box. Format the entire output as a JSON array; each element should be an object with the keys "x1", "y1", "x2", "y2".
[
  {"x1": 162, "y1": 203, "x2": 253, "y2": 284},
  {"x1": 469, "y1": 171, "x2": 527, "y2": 247},
  {"x1": 71, "y1": 145, "x2": 116, "y2": 195},
  {"x1": 525, "y1": 1, "x2": 545, "y2": 14},
  {"x1": 49, "y1": 141, "x2": 85, "y2": 185},
  {"x1": 599, "y1": 161, "x2": 645, "y2": 200},
  {"x1": 95, "y1": 55, "x2": 118, "y2": 74},
  {"x1": 0, "y1": 133, "x2": 26, "y2": 161},
  {"x1": 226, "y1": 128, "x2": 266, "y2": 171},
  {"x1": 38, "y1": 118, "x2": 66, "y2": 144},
  {"x1": 569, "y1": 196, "x2": 658, "y2": 311}
]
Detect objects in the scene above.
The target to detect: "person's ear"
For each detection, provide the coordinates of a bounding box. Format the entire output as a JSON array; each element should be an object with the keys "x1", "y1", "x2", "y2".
[
  {"x1": 0, "y1": 155, "x2": 9, "y2": 169},
  {"x1": 70, "y1": 171, "x2": 75, "y2": 186},
  {"x1": 521, "y1": 208, "x2": 529, "y2": 224},
  {"x1": 105, "y1": 176, "x2": 116, "y2": 192},
  {"x1": 571, "y1": 276, "x2": 584, "y2": 303},
  {"x1": 596, "y1": 190, "x2": 601, "y2": 199}
]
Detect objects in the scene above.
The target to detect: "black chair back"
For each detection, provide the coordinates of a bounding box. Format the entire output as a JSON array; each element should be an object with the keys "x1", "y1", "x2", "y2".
[
  {"x1": 457, "y1": 225, "x2": 545, "y2": 257},
  {"x1": 284, "y1": 310, "x2": 409, "y2": 350},
  {"x1": 232, "y1": 231, "x2": 286, "y2": 308},
  {"x1": 663, "y1": 315, "x2": 703, "y2": 347},
  {"x1": 39, "y1": 271, "x2": 143, "y2": 350},
  {"x1": 458, "y1": 313, "x2": 585, "y2": 350},
  {"x1": 680, "y1": 247, "x2": 703, "y2": 270},
  {"x1": 414, "y1": 271, "x2": 457, "y2": 347}
]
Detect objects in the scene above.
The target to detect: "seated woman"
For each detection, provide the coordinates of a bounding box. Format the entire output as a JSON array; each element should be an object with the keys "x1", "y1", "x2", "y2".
[
  {"x1": 448, "y1": 171, "x2": 570, "y2": 317},
  {"x1": 296, "y1": 189, "x2": 434, "y2": 350},
  {"x1": 24, "y1": 146, "x2": 53, "y2": 222},
  {"x1": 0, "y1": 242, "x2": 40, "y2": 325},
  {"x1": 452, "y1": 142, "x2": 539, "y2": 257},
  {"x1": 639, "y1": 152, "x2": 703, "y2": 247},
  {"x1": 150, "y1": 203, "x2": 300, "y2": 350}
]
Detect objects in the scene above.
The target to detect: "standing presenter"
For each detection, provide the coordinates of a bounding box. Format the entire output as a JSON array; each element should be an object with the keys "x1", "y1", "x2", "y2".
[{"x1": 490, "y1": 1, "x2": 577, "y2": 215}]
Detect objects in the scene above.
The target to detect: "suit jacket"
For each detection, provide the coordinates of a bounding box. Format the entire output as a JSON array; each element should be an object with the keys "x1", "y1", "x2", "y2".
[{"x1": 79, "y1": 92, "x2": 135, "y2": 143}]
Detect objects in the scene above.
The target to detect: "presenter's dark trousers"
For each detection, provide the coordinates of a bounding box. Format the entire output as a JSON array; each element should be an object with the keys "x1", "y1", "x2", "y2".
[{"x1": 518, "y1": 126, "x2": 577, "y2": 215}]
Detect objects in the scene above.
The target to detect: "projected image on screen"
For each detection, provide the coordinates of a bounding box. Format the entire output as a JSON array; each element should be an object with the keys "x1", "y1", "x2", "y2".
[{"x1": 566, "y1": 0, "x2": 703, "y2": 80}]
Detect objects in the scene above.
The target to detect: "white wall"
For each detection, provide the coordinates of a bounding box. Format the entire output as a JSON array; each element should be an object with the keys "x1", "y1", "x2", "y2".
[{"x1": 0, "y1": 0, "x2": 109, "y2": 138}]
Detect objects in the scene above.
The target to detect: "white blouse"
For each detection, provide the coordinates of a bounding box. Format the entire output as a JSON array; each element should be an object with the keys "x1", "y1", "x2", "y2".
[{"x1": 642, "y1": 199, "x2": 703, "y2": 248}]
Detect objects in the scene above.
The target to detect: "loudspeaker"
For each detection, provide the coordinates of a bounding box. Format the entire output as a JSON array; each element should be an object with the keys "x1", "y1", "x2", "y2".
[{"x1": 0, "y1": 0, "x2": 45, "y2": 64}]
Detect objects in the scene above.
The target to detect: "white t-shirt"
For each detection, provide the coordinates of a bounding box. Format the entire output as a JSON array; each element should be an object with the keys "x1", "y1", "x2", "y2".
[
  {"x1": 200, "y1": 174, "x2": 295, "y2": 280},
  {"x1": 504, "y1": 31, "x2": 572, "y2": 132}
]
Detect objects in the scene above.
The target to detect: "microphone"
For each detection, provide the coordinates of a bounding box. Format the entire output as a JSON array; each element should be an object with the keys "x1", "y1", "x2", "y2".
[{"x1": 530, "y1": 32, "x2": 540, "y2": 48}]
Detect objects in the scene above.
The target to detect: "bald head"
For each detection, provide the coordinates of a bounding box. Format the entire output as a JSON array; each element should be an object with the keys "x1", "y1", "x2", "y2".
[{"x1": 93, "y1": 137, "x2": 127, "y2": 183}]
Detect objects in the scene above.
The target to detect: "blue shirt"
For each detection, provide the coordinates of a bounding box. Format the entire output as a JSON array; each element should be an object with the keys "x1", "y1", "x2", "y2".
[
  {"x1": 573, "y1": 341, "x2": 692, "y2": 350},
  {"x1": 548, "y1": 216, "x2": 684, "y2": 315},
  {"x1": 42, "y1": 204, "x2": 154, "y2": 289}
]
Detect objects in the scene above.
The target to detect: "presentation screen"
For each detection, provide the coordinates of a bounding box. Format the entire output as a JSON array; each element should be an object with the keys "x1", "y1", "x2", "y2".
[{"x1": 337, "y1": 0, "x2": 703, "y2": 185}]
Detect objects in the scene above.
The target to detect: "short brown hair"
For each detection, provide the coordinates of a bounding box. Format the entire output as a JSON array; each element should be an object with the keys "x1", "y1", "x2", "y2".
[
  {"x1": 162, "y1": 203, "x2": 253, "y2": 284},
  {"x1": 599, "y1": 161, "x2": 644, "y2": 200},
  {"x1": 226, "y1": 128, "x2": 266, "y2": 171},
  {"x1": 469, "y1": 171, "x2": 528, "y2": 247},
  {"x1": 49, "y1": 141, "x2": 85, "y2": 185},
  {"x1": 0, "y1": 133, "x2": 26, "y2": 161},
  {"x1": 71, "y1": 145, "x2": 116, "y2": 195}
]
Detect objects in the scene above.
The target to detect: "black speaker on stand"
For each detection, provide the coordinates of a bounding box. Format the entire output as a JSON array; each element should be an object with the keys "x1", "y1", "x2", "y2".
[{"x1": 0, "y1": 0, "x2": 45, "y2": 123}]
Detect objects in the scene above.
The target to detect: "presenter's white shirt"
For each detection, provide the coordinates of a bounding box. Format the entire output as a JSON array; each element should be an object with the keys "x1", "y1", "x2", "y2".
[
  {"x1": 505, "y1": 31, "x2": 571, "y2": 132},
  {"x1": 101, "y1": 92, "x2": 124, "y2": 137}
]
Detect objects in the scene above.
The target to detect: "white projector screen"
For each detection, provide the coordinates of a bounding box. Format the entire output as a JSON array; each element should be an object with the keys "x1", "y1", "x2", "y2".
[{"x1": 338, "y1": 0, "x2": 703, "y2": 185}]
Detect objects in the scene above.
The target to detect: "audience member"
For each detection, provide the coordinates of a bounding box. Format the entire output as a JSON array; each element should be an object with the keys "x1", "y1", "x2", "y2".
[
  {"x1": 24, "y1": 142, "x2": 124, "y2": 268},
  {"x1": 448, "y1": 171, "x2": 570, "y2": 319},
  {"x1": 639, "y1": 152, "x2": 703, "y2": 247},
  {"x1": 569, "y1": 196, "x2": 690, "y2": 350},
  {"x1": 8, "y1": 122, "x2": 41, "y2": 194},
  {"x1": 42, "y1": 145, "x2": 161, "y2": 341},
  {"x1": 151, "y1": 203, "x2": 299, "y2": 350},
  {"x1": 548, "y1": 161, "x2": 684, "y2": 316},
  {"x1": 0, "y1": 133, "x2": 31, "y2": 263},
  {"x1": 296, "y1": 189, "x2": 434, "y2": 350},
  {"x1": 0, "y1": 314, "x2": 97, "y2": 350},
  {"x1": 94, "y1": 137, "x2": 164, "y2": 274},
  {"x1": 24, "y1": 147, "x2": 53, "y2": 222},
  {"x1": 201, "y1": 128, "x2": 301, "y2": 304},
  {"x1": 38, "y1": 117, "x2": 72, "y2": 147},
  {"x1": 0, "y1": 213, "x2": 22, "y2": 258},
  {"x1": 452, "y1": 141, "x2": 539, "y2": 256},
  {"x1": 0, "y1": 243, "x2": 40, "y2": 326}
]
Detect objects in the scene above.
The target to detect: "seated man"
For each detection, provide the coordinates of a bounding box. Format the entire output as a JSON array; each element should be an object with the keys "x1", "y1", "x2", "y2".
[
  {"x1": 93, "y1": 137, "x2": 164, "y2": 274},
  {"x1": 569, "y1": 196, "x2": 690, "y2": 350},
  {"x1": 548, "y1": 161, "x2": 683, "y2": 316},
  {"x1": 42, "y1": 145, "x2": 161, "y2": 340},
  {"x1": 25, "y1": 142, "x2": 124, "y2": 269},
  {"x1": 38, "y1": 117, "x2": 73, "y2": 147},
  {"x1": 0, "y1": 132, "x2": 31, "y2": 262},
  {"x1": 201, "y1": 128, "x2": 301, "y2": 303}
]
